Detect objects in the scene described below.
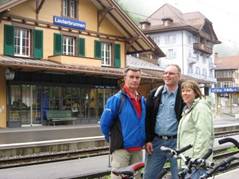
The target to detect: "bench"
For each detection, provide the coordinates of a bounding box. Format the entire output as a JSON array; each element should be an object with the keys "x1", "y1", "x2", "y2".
[{"x1": 47, "y1": 110, "x2": 77, "y2": 126}]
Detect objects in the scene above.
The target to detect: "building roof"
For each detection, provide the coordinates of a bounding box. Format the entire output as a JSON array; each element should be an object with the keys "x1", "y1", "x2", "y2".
[
  {"x1": 0, "y1": 55, "x2": 156, "y2": 80},
  {"x1": 1, "y1": 55, "x2": 212, "y2": 84},
  {"x1": 142, "y1": 3, "x2": 220, "y2": 44},
  {"x1": 0, "y1": 0, "x2": 165, "y2": 57},
  {"x1": 215, "y1": 56, "x2": 239, "y2": 70}
]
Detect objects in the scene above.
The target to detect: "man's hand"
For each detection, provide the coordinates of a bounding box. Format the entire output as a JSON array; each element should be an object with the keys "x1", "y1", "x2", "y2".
[{"x1": 145, "y1": 142, "x2": 153, "y2": 155}]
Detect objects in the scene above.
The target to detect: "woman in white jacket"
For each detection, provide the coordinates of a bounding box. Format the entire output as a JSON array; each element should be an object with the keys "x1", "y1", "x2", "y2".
[{"x1": 177, "y1": 80, "x2": 214, "y2": 179}]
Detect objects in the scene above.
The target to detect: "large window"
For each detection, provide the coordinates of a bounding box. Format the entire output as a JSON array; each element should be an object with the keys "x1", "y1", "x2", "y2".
[
  {"x1": 63, "y1": 36, "x2": 75, "y2": 56},
  {"x1": 101, "y1": 42, "x2": 112, "y2": 66},
  {"x1": 8, "y1": 84, "x2": 115, "y2": 126},
  {"x1": 63, "y1": 0, "x2": 77, "y2": 18},
  {"x1": 14, "y1": 28, "x2": 31, "y2": 57},
  {"x1": 4, "y1": 25, "x2": 43, "y2": 59}
]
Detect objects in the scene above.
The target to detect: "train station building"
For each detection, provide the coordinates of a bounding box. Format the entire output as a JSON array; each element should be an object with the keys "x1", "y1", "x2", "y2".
[{"x1": 0, "y1": 0, "x2": 166, "y2": 128}]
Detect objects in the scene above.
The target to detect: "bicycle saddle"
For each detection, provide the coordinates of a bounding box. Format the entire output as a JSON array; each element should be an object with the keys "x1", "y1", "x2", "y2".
[{"x1": 112, "y1": 162, "x2": 144, "y2": 176}]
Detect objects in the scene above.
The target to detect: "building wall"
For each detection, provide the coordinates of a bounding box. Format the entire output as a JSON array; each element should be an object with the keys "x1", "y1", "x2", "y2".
[
  {"x1": 0, "y1": 0, "x2": 126, "y2": 67},
  {"x1": 0, "y1": 67, "x2": 7, "y2": 128},
  {"x1": 150, "y1": 30, "x2": 216, "y2": 82}
]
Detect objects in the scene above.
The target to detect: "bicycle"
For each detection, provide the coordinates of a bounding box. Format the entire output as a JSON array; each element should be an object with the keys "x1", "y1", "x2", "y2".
[
  {"x1": 200, "y1": 137, "x2": 239, "y2": 178},
  {"x1": 112, "y1": 144, "x2": 193, "y2": 179},
  {"x1": 158, "y1": 145, "x2": 214, "y2": 179}
]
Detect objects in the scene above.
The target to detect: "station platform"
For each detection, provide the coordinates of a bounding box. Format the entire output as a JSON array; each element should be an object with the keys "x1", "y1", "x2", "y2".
[
  {"x1": 0, "y1": 112, "x2": 239, "y2": 144},
  {"x1": 0, "y1": 113, "x2": 239, "y2": 178}
]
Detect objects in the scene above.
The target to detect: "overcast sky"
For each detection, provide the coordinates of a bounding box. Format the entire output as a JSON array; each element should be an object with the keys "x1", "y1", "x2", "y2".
[{"x1": 120, "y1": 0, "x2": 239, "y2": 57}]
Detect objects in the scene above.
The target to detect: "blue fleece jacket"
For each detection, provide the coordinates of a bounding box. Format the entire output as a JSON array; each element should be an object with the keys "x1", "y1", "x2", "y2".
[{"x1": 100, "y1": 91, "x2": 146, "y2": 149}]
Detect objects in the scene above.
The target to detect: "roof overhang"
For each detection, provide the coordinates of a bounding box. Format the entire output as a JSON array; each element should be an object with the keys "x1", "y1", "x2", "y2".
[
  {"x1": 90, "y1": 0, "x2": 165, "y2": 57},
  {"x1": 0, "y1": 56, "x2": 157, "y2": 80}
]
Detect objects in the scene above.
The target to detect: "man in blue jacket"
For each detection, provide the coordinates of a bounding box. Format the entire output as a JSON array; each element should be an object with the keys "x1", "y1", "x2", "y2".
[{"x1": 100, "y1": 67, "x2": 146, "y2": 179}]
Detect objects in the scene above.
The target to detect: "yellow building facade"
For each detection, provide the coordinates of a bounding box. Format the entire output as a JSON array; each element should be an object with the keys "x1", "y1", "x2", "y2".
[{"x1": 0, "y1": 0, "x2": 161, "y2": 128}]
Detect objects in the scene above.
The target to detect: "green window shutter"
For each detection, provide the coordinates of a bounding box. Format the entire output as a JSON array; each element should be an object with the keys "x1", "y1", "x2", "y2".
[
  {"x1": 114, "y1": 44, "x2": 121, "y2": 68},
  {"x1": 4, "y1": 25, "x2": 14, "y2": 56},
  {"x1": 33, "y1": 29, "x2": 43, "y2": 59},
  {"x1": 94, "y1": 40, "x2": 101, "y2": 59},
  {"x1": 78, "y1": 38, "x2": 85, "y2": 56},
  {"x1": 54, "y1": 33, "x2": 62, "y2": 55}
]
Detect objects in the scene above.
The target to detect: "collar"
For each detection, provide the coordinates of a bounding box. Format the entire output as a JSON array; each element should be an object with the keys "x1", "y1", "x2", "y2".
[
  {"x1": 163, "y1": 85, "x2": 178, "y2": 95},
  {"x1": 123, "y1": 85, "x2": 140, "y2": 99},
  {"x1": 183, "y1": 98, "x2": 201, "y2": 114}
]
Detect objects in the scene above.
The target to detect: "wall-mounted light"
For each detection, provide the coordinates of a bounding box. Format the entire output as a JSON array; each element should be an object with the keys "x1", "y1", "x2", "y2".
[{"x1": 5, "y1": 68, "x2": 15, "y2": 80}]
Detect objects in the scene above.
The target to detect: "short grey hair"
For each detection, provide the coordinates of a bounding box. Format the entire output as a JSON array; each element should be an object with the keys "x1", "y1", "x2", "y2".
[
  {"x1": 124, "y1": 66, "x2": 141, "y2": 75},
  {"x1": 166, "y1": 64, "x2": 181, "y2": 73}
]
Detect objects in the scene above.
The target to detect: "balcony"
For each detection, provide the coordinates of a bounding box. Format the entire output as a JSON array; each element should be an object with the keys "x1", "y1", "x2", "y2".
[
  {"x1": 188, "y1": 57, "x2": 197, "y2": 65},
  {"x1": 48, "y1": 55, "x2": 102, "y2": 67},
  {"x1": 193, "y1": 43, "x2": 213, "y2": 55}
]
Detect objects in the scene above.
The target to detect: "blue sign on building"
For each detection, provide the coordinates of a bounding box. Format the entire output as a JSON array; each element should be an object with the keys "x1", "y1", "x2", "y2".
[
  {"x1": 210, "y1": 87, "x2": 239, "y2": 93},
  {"x1": 53, "y1": 16, "x2": 86, "y2": 31}
]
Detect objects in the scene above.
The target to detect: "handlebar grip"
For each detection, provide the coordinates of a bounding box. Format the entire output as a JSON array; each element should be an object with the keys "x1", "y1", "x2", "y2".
[
  {"x1": 218, "y1": 137, "x2": 239, "y2": 148},
  {"x1": 160, "y1": 146, "x2": 173, "y2": 152},
  {"x1": 202, "y1": 149, "x2": 213, "y2": 160},
  {"x1": 176, "y1": 144, "x2": 193, "y2": 155}
]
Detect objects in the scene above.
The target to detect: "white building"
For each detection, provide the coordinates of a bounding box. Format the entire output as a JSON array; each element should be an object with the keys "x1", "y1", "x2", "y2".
[{"x1": 140, "y1": 3, "x2": 220, "y2": 83}]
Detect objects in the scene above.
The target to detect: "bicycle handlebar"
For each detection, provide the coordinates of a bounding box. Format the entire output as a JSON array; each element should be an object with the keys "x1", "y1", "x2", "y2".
[
  {"x1": 176, "y1": 144, "x2": 193, "y2": 155},
  {"x1": 202, "y1": 148, "x2": 213, "y2": 160},
  {"x1": 160, "y1": 144, "x2": 193, "y2": 156},
  {"x1": 200, "y1": 155, "x2": 239, "y2": 178},
  {"x1": 218, "y1": 137, "x2": 239, "y2": 148}
]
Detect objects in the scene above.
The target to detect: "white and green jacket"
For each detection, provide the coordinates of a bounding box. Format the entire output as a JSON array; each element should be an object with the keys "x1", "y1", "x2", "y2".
[{"x1": 177, "y1": 97, "x2": 214, "y2": 168}]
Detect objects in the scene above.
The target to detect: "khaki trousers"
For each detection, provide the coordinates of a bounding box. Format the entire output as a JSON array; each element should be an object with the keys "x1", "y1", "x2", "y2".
[{"x1": 111, "y1": 149, "x2": 143, "y2": 179}]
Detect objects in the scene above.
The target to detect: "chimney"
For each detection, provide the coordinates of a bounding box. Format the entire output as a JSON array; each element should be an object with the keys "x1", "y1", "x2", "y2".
[
  {"x1": 139, "y1": 21, "x2": 151, "y2": 30},
  {"x1": 161, "y1": 17, "x2": 173, "y2": 26}
]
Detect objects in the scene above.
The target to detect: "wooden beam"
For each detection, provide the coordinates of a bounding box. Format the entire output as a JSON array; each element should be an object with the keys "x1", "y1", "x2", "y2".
[
  {"x1": 36, "y1": 0, "x2": 45, "y2": 14},
  {"x1": 97, "y1": 7, "x2": 114, "y2": 32}
]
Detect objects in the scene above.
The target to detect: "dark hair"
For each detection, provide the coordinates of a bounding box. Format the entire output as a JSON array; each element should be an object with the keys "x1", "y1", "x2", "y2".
[
  {"x1": 181, "y1": 80, "x2": 203, "y2": 98},
  {"x1": 124, "y1": 66, "x2": 141, "y2": 75}
]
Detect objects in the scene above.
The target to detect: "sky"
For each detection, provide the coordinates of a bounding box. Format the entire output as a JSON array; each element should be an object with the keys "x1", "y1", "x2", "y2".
[{"x1": 119, "y1": 0, "x2": 239, "y2": 57}]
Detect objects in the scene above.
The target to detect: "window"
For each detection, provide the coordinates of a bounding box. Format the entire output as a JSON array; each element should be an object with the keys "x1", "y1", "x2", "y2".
[
  {"x1": 195, "y1": 67, "x2": 200, "y2": 75},
  {"x1": 151, "y1": 35, "x2": 160, "y2": 45},
  {"x1": 165, "y1": 34, "x2": 176, "y2": 44},
  {"x1": 202, "y1": 68, "x2": 207, "y2": 77},
  {"x1": 188, "y1": 66, "x2": 193, "y2": 74},
  {"x1": 63, "y1": 36, "x2": 75, "y2": 56},
  {"x1": 101, "y1": 42, "x2": 112, "y2": 66},
  {"x1": 14, "y1": 27, "x2": 31, "y2": 57},
  {"x1": 94, "y1": 41, "x2": 121, "y2": 68},
  {"x1": 4, "y1": 25, "x2": 43, "y2": 59},
  {"x1": 54, "y1": 33, "x2": 85, "y2": 56},
  {"x1": 63, "y1": 0, "x2": 77, "y2": 18},
  {"x1": 167, "y1": 49, "x2": 176, "y2": 59}
]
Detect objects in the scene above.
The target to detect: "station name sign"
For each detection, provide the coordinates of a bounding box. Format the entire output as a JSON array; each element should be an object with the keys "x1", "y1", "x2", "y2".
[
  {"x1": 53, "y1": 16, "x2": 86, "y2": 30},
  {"x1": 210, "y1": 87, "x2": 239, "y2": 93}
]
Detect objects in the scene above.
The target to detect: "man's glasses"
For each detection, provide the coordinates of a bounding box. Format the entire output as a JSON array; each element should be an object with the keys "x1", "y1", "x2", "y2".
[{"x1": 163, "y1": 72, "x2": 178, "y2": 76}]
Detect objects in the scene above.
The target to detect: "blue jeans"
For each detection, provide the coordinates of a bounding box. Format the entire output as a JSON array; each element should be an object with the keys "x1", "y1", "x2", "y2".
[
  {"x1": 144, "y1": 137, "x2": 178, "y2": 179},
  {"x1": 185, "y1": 168, "x2": 206, "y2": 179}
]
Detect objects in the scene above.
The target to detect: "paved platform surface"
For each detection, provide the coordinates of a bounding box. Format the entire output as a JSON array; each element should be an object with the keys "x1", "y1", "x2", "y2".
[
  {"x1": 0, "y1": 112, "x2": 239, "y2": 178},
  {"x1": 0, "y1": 112, "x2": 239, "y2": 144}
]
